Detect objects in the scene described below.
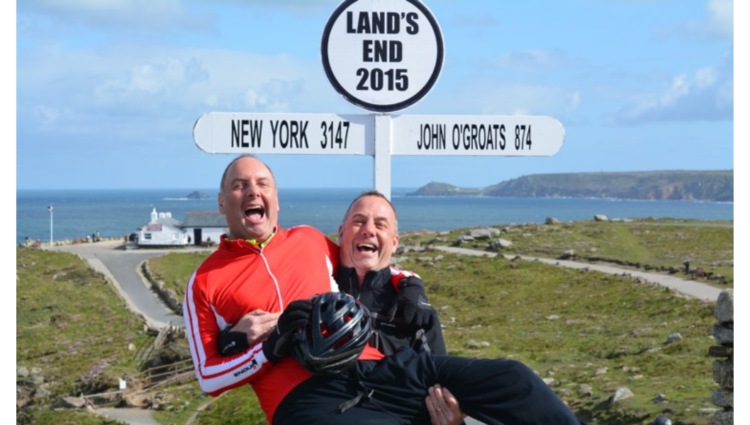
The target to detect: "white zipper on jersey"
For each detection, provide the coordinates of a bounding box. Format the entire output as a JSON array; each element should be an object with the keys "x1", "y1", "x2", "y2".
[{"x1": 257, "y1": 248, "x2": 284, "y2": 312}]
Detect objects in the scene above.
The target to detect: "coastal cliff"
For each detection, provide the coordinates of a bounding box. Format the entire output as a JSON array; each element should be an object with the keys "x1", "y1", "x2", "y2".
[{"x1": 408, "y1": 170, "x2": 733, "y2": 202}]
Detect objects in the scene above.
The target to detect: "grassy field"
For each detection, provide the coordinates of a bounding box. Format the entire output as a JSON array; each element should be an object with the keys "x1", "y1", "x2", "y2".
[
  {"x1": 16, "y1": 218, "x2": 732, "y2": 425},
  {"x1": 16, "y1": 248, "x2": 156, "y2": 425},
  {"x1": 398, "y1": 218, "x2": 734, "y2": 288}
]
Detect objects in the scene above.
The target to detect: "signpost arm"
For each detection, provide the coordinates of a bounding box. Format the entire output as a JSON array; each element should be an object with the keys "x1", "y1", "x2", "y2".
[{"x1": 374, "y1": 114, "x2": 392, "y2": 200}]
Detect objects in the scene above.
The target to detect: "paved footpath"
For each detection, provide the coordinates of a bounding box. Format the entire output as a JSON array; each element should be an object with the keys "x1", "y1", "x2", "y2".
[
  {"x1": 48, "y1": 241, "x2": 189, "y2": 329},
  {"x1": 433, "y1": 246, "x2": 723, "y2": 301}
]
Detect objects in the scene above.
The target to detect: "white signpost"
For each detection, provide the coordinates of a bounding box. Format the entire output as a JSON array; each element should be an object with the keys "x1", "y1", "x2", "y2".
[
  {"x1": 194, "y1": 113, "x2": 373, "y2": 155},
  {"x1": 193, "y1": 0, "x2": 565, "y2": 199},
  {"x1": 321, "y1": 0, "x2": 444, "y2": 113},
  {"x1": 390, "y1": 115, "x2": 564, "y2": 156}
]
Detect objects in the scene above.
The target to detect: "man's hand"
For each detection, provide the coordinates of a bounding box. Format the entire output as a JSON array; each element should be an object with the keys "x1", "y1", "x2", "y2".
[
  {"x1": 262, "y1": 299, "x2": 313, "y2": 364},
  {"x1": 218, "y1": 310, "x2": 281, "y2": 357},
  {"x1": 426, "y1": 384, "x2": 466, "y2": 425},
  {"x1": 388, "y1": 275, "x2": 434, "y2": 329},
  {"x1": 234, "y1": 310, "x2": 282, "y2": 346}
]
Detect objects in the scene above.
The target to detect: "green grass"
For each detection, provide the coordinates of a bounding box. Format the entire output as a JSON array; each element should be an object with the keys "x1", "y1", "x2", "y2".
[
  {"x1": 17, "y1": 248, "x2": 155, "y2": 425},
  {"x1": 20, "y1": 217, "x2": 730, "y2": 425},
  {"x1": 146, "y1": 219, "x2": 729, "y2": 425},
  {"x1": 400, "y1": 218, "x2": 733, "y2": 287},
  {"x1": 147, "y1": 251, "x2": 212, "y2": 301},
  {"x1": 405, "y1": 253, "x2": 718, "y2": 424}
]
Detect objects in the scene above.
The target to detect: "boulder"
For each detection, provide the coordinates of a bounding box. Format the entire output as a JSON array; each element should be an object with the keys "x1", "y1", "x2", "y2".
[
  {"x1": 714, "y1": 290, "x2": 733, "y2": 324},
  {"x1": 712, "y1": 410, "x2": 733, "y2": 425},
  {"x1": 666, "y1": 333, "x2": 683, "y2": 344},
  {"x1": 466, "y1": 228, "x2": 500, "y2": 239},
  {"x1": 712, "y1": 389, "x2": 733, "y2": 407},
  {"x1": 610, "y1": 387, "x2": 634, "y2": 405},
  {"x1": 558, "y1": 250, "x2": 576, "y2": 260},
  {"x1": 489, "y1": 239, "x2": 513, "y2": 250},
  {"x1": 578, "y1": 384, "x2": 593, "y2": 397},
  {"x1": 594, "y1": 214, "x2": 609, "y2": 222},
  {"x1": 62, "y1": 396, "x2": 87, "y2": 409},
  {"x1": 711, "y1": 324, "x2": 733, "y2": 346},
  {"x1": 713, "y1": 359, "x2": 733, "y2": 388},
  {"x1": 545, "y1": 217, "x2": 561, "y2": 224}
]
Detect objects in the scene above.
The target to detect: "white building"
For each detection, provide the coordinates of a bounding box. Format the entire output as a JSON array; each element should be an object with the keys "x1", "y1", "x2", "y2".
[
  {"x1": 136, "y1": 208, "x2": 227, "y2": 247},
  {"x1": 138, "y1": 208, "x2": 189, "y2": 246},
  {"x1": 182, "y1": 211, "x2": 227, "y2": 245}
]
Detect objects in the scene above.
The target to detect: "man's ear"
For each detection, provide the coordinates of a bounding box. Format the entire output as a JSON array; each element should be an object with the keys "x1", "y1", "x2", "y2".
[
  {"x1": 391, "y1": 233, "x2": 400, "y2": 254},
  {"x1": 337, "y1": 225, "x2": 344, "y2": 243},
  {"x1": 218, "y1": 192, "x2": 225, "y2": 214}
]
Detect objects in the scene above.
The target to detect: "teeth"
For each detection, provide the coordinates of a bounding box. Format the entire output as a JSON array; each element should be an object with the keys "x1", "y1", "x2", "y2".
[
  {"x1": 245, "y1": 206, "x2": 264, "y2": 217},
  {"x1": 357, "y1": 243, "x2": 377, "y2": 252}
]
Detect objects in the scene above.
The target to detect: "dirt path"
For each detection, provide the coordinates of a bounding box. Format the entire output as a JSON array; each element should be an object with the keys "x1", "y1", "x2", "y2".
[{"x1": 95, "y1": 408, "x2": 162, "y2": 425}]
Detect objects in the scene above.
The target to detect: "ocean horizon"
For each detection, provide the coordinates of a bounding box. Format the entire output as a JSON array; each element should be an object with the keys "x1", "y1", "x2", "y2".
[{"x1": 16, "y1": 188, "x2": 734, "y2": 246}]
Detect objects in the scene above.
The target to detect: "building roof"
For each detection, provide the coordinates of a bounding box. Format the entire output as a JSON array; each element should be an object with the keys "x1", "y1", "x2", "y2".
[
  {"x1": 183, "y1": 211, "x2": 226, "y2": 228},
  {"x1": 143, "y1": 216, "x2": 183, "y2": 231}
]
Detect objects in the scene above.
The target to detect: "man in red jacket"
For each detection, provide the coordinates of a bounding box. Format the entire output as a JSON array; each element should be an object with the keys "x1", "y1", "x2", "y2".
[{"x1": 184, "y1": 154, "x2": 585, "y2": 425}]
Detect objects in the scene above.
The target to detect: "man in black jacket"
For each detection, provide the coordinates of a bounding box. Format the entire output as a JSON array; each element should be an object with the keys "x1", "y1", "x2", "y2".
[
  {"x1": 220, "y1": 190, "x2": 462, "y2": 423},
  {"x1": 219, "y1": 186, "x2": 585, "y2": 425}
]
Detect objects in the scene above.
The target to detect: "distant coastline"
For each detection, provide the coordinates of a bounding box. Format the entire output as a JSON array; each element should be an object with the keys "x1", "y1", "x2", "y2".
[
  {"x1": 407, "y1": 170, "x2": 733, "y2": 202},
  {"x1": 16, "y1": 187, "x2": 734, "y2": 246}
]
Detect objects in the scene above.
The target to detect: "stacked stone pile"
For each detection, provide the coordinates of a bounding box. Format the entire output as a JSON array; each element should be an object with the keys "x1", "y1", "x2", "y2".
[{"x1": 710, "y1": 289, "x2": 733, "y2": 425}]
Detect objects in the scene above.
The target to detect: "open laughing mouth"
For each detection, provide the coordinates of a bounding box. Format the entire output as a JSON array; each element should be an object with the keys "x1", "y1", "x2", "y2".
[
  {"x1": 356, "y1": 243, "x2": 377, "y2": 253},
  {"x1": 245, "y1": 205, "x2": 265, "y2": 221}
]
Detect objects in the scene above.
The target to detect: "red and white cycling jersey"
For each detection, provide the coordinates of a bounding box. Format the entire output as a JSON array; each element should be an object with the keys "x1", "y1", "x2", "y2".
[{"x1": 183, "y1": 226, "x2": 384, "y2": 422}]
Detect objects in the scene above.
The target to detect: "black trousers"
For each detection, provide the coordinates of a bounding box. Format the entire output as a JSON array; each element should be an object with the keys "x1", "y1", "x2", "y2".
[{"x1": 274, "y1": 348, "x2": 582, "y2": 425}]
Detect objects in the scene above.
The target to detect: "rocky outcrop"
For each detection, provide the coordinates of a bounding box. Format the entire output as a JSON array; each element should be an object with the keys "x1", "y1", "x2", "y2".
[
  {"x1": 186, "y1": 190, "x2": 210, "y2": 199},
  {"x1": 407, "y1": 170, "x2": 733, "y2": 202}
]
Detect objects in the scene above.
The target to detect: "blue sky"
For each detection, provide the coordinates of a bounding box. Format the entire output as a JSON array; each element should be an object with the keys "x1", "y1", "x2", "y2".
[{"x1": 14, "y1": 0, "x2": 736, "y2": 191}]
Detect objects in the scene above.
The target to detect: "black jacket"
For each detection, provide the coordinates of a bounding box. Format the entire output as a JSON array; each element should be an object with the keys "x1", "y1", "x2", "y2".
[{"x1": 337, "y1": 266, "x2": 447, "y2": 356}]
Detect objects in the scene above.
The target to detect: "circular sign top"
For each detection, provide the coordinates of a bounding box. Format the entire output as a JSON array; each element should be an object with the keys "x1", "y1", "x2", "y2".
[{"x1": 321, "y1": 0, "x2": 444, "y2": 113}]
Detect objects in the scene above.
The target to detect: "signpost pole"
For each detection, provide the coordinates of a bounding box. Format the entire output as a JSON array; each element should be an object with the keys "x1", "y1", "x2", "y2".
[{"x1": 374, "y1": 114, "x2": 392, "y2": 200}]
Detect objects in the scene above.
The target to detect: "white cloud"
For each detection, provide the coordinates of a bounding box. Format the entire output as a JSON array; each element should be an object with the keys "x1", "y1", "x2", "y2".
[
  {"x1": 212, "y1": 0, "x2": 341, "y2": 15},
  {"x1": 706, "y1": 0, "x2": 733, "y2": 38},
  {"x1": 17, "y1": 42, "x2": 341, "y2": 144},
  {"x1": 615, "y1": 52, "x2": 733, "y2": 124},
  {"x1": 568, "y1": 92, "x2": 581, "y2": 112},
  {"x1": 657, "y1": 0, "x2": 733, "y2": 41},
  {"x1": 420, "y1": 77, "x2": 575, "y2": 117},
  {"x1": 494, "y1": 49, "x2": 568, "y2": 73},
  {"x1": 18, "y1": 0, "x2": 212, "y2": 32}
]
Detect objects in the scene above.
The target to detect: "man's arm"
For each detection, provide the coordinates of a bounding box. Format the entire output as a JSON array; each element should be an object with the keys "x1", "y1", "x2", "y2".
[
  {"x1": 219, "y1": 310, "x2": 281, "y2": 356},
  {"x1": 388, "y1": 267, "x2": 435, "y2": 329},
  {"x1": 183, "y1": 271, "x2": 276, "y2": 396}
]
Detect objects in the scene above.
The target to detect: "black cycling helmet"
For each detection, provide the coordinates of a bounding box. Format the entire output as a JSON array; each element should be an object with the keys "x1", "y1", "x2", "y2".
[{"x1": 291, "y1": 292, "x2": 372, "y2": 376}]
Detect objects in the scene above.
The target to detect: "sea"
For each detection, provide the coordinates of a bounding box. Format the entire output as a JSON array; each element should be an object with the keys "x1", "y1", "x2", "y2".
[{"x1": 15, "y1": 188, "x2": 734, "y2": 246}]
